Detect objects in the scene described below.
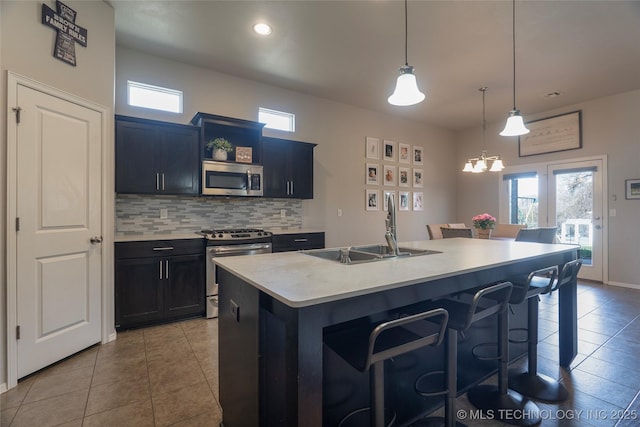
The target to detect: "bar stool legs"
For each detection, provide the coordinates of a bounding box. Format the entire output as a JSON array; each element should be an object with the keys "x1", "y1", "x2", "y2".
[
  {"x1": 508, "y1": 294, "x2": 569, "y2": 402},
  {"x1": 467, "y1": 310, "x2": 542, "y2": 427}
]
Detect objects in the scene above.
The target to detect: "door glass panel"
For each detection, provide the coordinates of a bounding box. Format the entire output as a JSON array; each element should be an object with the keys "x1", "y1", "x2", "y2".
[
  {"x1": 507, "y1": 176, "x2": 539, "y2": 227},
  {"x1": 554, "y1": 170, "x2": 594, "y2": 266}
]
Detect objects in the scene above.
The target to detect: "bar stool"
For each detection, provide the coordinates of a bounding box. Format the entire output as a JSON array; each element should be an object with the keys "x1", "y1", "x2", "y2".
[
  {"x1": 411, "y1": 281, "x2": 514, "y2": 427},
  {"x1": 325, "y1": 308, "x2": 449, "y2": 427},
  {"x1": 464, "y1": 280, "x2": 543, "y2": 427},
  {"x1": 509, "y1": 259, "x2": 582, "y2": 402}
]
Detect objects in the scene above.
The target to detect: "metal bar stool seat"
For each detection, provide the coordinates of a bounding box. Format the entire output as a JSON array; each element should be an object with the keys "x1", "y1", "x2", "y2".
[
  {"x1": 325, "y1": 308, "x2": 449, "y2": 427},
  {"x1": 411, "y1": 281, "x2": 514, "y2": 427},
  {"x1": 508, "y1": 260, "x2": 582, "y2": 402}
]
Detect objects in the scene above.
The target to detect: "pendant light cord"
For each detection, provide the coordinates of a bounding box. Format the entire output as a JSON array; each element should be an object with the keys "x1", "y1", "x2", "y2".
[
  {"x1": 404, "y1": 0, "x2": 409, "y2": 66},
  {"x1": 511, "y1": 0, "x2": 516, "y2": 109},
  {"x1": 481, "y1": 87, "x2": 487, "y2": 145}
]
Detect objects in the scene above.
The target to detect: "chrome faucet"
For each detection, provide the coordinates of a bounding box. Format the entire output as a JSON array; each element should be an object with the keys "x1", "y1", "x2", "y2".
[{"x1": 385, "y1": 193, "x2": 400, "y2": 256}]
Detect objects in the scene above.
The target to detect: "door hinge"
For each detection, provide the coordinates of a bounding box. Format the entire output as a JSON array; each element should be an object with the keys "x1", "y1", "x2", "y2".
[
  {"x1": 12, "y1": 107, "x2": 22, "y2": 124},
  {"x1": 16, "y1": 217, "x2": 20, "y2": 231},
  {"x1": 16, "y1": 325, "x2": 20, "y2": 340}
]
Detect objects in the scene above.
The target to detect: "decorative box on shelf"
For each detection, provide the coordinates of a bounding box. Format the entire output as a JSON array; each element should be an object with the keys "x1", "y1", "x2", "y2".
[{"x1": 236, "y1": 147, "x2": 253, "y2": 163}]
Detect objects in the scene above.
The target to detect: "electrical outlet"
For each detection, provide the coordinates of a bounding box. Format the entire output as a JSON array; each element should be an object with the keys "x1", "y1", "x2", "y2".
[
  {"x1": 160, "y1": 208, "x2": 168, "y2": 219},
  {"x1": 280, "y1": 209, "x2": 286, "y2": 218},
  {"x1": 610, "y1": 209, "x2": 616, "y2": 217},
  {"x1": 337, "y1": 208, "x2": 343, "y2": 217}
]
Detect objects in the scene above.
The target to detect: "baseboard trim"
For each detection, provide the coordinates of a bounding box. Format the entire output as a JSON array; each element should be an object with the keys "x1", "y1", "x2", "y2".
[
  {"x1": 607, "y1": 281, "x2": 640, "y2": 290},
  {"x1": 108, "y1": 332, "x2": 117, "y2": 343},
  {"x1": 1, "y1": 382, "x2": 7, "y2": 393}
]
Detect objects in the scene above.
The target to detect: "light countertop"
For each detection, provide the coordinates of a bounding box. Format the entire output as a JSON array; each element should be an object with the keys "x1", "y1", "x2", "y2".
[
  {"x1": 267, "y1": 228, "x2": 325, "y2": 235},
  {"x1": 115, "y1": 233, "x2": 203, "y2": 242},
  {"x1": 214, "y1": 238, "x2": 577, "y2": 308}
]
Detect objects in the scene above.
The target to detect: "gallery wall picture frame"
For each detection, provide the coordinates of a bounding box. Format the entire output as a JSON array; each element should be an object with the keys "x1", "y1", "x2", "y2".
[
  {"x1": 625, "y1": 179, "x2": 640, "y2": 200},
  {"x1": 412, "y1": 146, "x2": 424, "y2": 165},
  {"x1": 413, "y1": 168, "x2": 424, "y2": 188},
  {"x1": 399, "y1": 167, "x2": 410, "y2": 187},
  {"x1": 519, "y1": 110, "x2": 582, "y2": 157},
  {"x1": 366, "y1": 136, "x2": 380, "y2": 160},
  {"x1": 366, "y1": 163, "x2": 379, "y2": 185},
  {"x1": 366, "y1": 189, "x2": 380, "y2": 211},
  {"x1": 399, "y1": 191, "x2": 411, "y2": 211},
  {"x1": 383, "y1": 190, "x2": 396, "y2": 212},
  {"x1": 383, "y1": 165, "x2": 397, "y2": 186},
  {"x1": 413, "y1": 191, "x2": 424, "y2": 211},
  {"x1": 383, "y1": 140, "x2": 396, "y2": 162},
  {"x1": 399, "y1": 142, "x2": 411, "y2": 164}
]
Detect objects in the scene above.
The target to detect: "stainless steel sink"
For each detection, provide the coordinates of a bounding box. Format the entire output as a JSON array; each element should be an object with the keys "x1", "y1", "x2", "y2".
[
  {"x1": 303, "y1": 245, "x2": 440, "y2": 264},
  {"x1": 352, "y1": 244, "x2": 441, "y2": 258}
]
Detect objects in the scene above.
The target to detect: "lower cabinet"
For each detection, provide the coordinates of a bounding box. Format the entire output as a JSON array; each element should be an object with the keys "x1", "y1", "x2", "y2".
[
  {"x1": 115, "y1": 239, "x2": 205, "y2": 330},
  {"x1": 272, "y1": 232, "x2": 325, "y2": 253}
]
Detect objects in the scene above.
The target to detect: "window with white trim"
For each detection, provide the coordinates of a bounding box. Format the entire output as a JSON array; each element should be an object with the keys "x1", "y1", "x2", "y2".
[
  {"x1": 127, "y1": 81, "x2": 183, "y2": 113},
  {"x1": 259, "y1": 107, "x2": 295, "y2": 132}
]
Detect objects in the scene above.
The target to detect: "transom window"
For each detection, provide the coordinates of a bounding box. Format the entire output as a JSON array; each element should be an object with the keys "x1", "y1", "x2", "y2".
[
  {"x1": 127, "y1": 81, "x2": 183, "y2": 113},
  {"x1": 259, "y1": 107, "x2": 295, "y2": 132}
]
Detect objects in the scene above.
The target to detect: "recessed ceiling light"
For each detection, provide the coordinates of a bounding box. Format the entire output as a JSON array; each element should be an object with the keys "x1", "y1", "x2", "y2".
[
  {"x1": 544, "y1": 91, "x2": 562, "y2": 99},
  {"x1": 253, "y1": 23, "x2": 272, "y2": 36}
]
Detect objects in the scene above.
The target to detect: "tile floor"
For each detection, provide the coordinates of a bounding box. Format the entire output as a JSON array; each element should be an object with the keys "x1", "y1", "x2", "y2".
[{"x1": 1, "y1": 281, "x2": 639, "y2": 427}]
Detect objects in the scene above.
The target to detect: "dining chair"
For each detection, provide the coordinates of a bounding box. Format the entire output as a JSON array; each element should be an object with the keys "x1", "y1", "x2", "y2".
[
  {"x1": 427, "y1": 223, "x2": 449, "y2": 240},
  {"x1": 515, "y1": 227, "x2": 558, "y2": 243},
  {"x1": 447, "y1": 223, "x2": 467, "y2": 229},
  {"x1": 492, "y1": 223, "x2": 527, "y2": 239},
  {"x1": 440, "y1": 227, "x2": 473, "y2": 239}
]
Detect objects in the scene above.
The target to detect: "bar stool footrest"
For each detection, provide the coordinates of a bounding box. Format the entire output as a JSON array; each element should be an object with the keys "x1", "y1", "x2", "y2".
[
  {"x1": 508, "y1": 371, "x2": 569, "y2": 403},
  {"x1": 508, "y1": 327, "x2": 530, "y2": 344},
  {"x1": 338, "y1": 407, "x2": 396, "y2": 427},
  {"x1": 415, "y1": 370, "x2": 448, "y2": 397},
  {"x1": 471, "y1": 342, "x2": 500, "y2": 361},
  {"x1": 467, "y1": 385, "x2": 541, "y2": 427}
]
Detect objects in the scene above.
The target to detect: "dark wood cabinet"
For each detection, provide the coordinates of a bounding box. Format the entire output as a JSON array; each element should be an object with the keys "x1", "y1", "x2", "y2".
[
  {"x1": 191, "y1": 112, "x2": 265, "y2": 164},
  {"x1": 115, "y1": 239, "x2": 205, "y2": 330},
  {"x1": 272, "y1": 232, "x2": 325, "y2": 253},
  {"x1": 262, "y1": 137, "x2": 316, "y2": 199},
  {"x1": 116, "y1": 115, "x2": 200, "y2": 195}
]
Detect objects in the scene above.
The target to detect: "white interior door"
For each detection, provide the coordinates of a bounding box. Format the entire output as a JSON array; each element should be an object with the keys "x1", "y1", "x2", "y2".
[
  {"x1": 548, "y1": 160, "x2": 604, "y2": 282},
  {"x1": 15, "y1": 83, "x2": 102, "y2": 378}
]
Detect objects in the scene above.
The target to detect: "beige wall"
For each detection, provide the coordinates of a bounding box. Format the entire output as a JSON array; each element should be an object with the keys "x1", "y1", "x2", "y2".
[
  {"x1": 1, "y1": 0, "x2": 115, "y2": 389},
  {"x1": 456, "y1": 89, "x2": 640, "y2": 287},
  {"x1": 115, "y1": 46, "x2": 458, "y2": 247}
]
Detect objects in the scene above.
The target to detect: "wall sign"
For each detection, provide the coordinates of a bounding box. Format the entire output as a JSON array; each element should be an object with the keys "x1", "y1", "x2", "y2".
[
  {"x1": 42, "y1": 1, "x2": 88, "y2": 66},
  {"x1": 518, "y1": 111, "x2": 582, "y2": 157}
]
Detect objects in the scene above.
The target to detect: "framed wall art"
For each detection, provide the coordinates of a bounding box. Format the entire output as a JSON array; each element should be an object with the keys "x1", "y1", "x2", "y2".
[
  {"x1": 399, "y1": 191, "x2": 410, "y2": 211},
  {"x1": 366, "y1": 189, "x2": 380, "y2": 211},
  {"x1": 366, "y1": 136, "x2": 380, "y2": 160},
  {"x1": 413, "y1": 169, "x2": 423, "y2": 188},
  {"x1": 412, "y1": 146, "x2": 423, "y2": 165},
  {"x1": 366, "y1": 163, "x2": 379, "y2": 185},
  {"x1": 383, "y1": 190, "x2": 396, "y2": 211},
  {"x1": 626, "y1": 179, "x2": 640, "y2": 200},
  {"x1": 383, "y1": 165, "x2": 396, "y2": 186},
  {"x1": 399, "y1": 142, "x2": 410, "y2": 163},
  {"x1": 383, "y1": 140, "x2": 396, "y2": 162},
  {"x1": 413, "y1": 191, "x2": 424, "y2": 211},
  {"x1": 399, "y1": 167, "x2": 410, "y2": 187},
  {"x1": 519, "y1": 111, "x2": 582, "y2": 157}
]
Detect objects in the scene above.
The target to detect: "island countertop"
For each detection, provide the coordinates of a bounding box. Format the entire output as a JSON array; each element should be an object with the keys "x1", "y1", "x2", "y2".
[{"x1": 213, "y1": 238, "x2": 578, "y2": 308}]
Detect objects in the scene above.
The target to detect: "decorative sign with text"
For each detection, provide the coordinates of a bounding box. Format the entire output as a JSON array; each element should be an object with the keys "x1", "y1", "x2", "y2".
[{"x1": 42, "y1": 1, "x2": 88, "y2": 66}]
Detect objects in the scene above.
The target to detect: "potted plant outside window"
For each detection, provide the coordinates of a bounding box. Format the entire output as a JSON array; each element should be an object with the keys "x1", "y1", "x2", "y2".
[{"x1": 207, "y1": 138, "x2": 233, "y2": 161}]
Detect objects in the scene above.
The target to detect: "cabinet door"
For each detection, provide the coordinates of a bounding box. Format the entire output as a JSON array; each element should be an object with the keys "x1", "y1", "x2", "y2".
[
  {"x1": 290, "y1": 142, "x2": 314, "y2": 199},
  {"x1": 159, "y1": 126, "x2": 200, "y2": 195},
  {"x1": 165, "y1": 254, "x2": 205, "y2": 319},
  {"x1": 115, "y1": 258, "x2": 163, "y2": 329},
  {"x1": 262, "y1": 138, "x2": 289, "y2": 198},
  {"x1": 116, "y1": 120, "x2": 159, "y2": 194}
]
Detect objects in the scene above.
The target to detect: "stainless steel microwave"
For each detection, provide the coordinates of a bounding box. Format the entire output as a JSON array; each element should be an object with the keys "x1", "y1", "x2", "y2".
[{"x1": 202, "y1": 161, "x2": 263, "y2": 196}]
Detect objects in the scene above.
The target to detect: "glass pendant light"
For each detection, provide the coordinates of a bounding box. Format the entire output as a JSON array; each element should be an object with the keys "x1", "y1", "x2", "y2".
[
  {"x1": 500, "y1": 0, "x2": 529, "y2": 136},
  {"x1": 388, "y1": 0, "x2": 425, "y2": 106}
]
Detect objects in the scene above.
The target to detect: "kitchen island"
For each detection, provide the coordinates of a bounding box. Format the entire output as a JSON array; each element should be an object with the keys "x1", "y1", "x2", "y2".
[{"x1": 214, "y1": 238, "x2": 578, "y2": 427}]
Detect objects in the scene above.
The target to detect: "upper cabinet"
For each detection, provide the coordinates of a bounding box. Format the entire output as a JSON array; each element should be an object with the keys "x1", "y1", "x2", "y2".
[
  {"x1": 191, "y1": 112, "x2": 265, "y2": 164},
  {"x1": 262, "y1": 137, "x2": 316, "y2": 199},
  {"x1": 116, "y1": 115, "x2": 200, "y2": 195}
]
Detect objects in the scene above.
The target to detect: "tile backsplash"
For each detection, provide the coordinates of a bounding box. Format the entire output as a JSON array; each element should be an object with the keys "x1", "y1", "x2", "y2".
[{"x1": 116, "y1": 195, "x2": 302, "y2": 236}]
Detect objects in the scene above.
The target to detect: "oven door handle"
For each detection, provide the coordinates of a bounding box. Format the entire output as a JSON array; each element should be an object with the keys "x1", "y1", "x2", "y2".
[{"x1": 209, "y1": 243, "x2": 271, "y2": 256}]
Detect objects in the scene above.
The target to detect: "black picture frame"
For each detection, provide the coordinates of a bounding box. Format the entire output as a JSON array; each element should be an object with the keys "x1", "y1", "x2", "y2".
[{"x1": 519, "y1": 111, "x2": 582, "y2": 157}]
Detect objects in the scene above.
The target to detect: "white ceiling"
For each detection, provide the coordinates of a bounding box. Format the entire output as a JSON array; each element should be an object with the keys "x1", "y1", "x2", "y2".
[{"x1": 111, "y1": 0, "x2": 640, "y2": 131}]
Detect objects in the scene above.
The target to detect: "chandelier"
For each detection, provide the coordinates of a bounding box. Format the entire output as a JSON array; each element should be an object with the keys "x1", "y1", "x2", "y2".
[{"x1": 463, "y1": 87, "x2": 505, "y2": 173}]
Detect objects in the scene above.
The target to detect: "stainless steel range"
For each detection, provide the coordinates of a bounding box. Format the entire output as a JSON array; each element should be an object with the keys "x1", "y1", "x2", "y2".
[{"x1": 199, "y1": 228, "x2": 272, "y2": 318}]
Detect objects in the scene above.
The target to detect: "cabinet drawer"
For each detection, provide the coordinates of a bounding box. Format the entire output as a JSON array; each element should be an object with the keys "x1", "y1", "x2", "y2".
[
  {"x1": 116, "y1": 238, "x2": 204, "y2": 259},
  {"x1": 272, "y1": 232, "x2": 325, "y2": 252}
]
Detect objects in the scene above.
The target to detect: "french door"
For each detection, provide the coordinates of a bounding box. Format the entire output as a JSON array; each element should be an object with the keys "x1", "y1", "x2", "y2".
[{"x1": 499, "y1": 157, "x2": 606, "y2": 282}]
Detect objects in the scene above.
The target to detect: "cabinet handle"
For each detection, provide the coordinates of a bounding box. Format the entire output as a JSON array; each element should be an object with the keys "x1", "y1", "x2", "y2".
[
  {"x1": 159, "y1": 260, "x2": 163, "y2": 279},
  {"x1": 286, "y1": 181, "x2": 289, "y2": 195},
  {"x1": 153, "y1": 247, "x2": 174, "y2": 251},
  {"x1": 294, "y1": 238, "x2": 308, "y2": 242},
  {"x1": 162, "y1": 173, "x2": 165, "y2": 191},
  {"x1": 291, "y1": 181, "x2": 294, "y2": 195},
  {"x1": 165, "y1": 260, "x2": 169, "y2": 279},
  {"x1": 156, "y1": 173, "x2": 160, "y2": 190}
]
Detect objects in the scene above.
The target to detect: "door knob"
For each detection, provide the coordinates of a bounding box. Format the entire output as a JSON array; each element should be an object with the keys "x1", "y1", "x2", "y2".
[
  {"x1": 90, "y1": 236, "x2": 103, "y2": 244},
  {"x1": 593, "y1": 216, "x2": 601, "y2": 221}
]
